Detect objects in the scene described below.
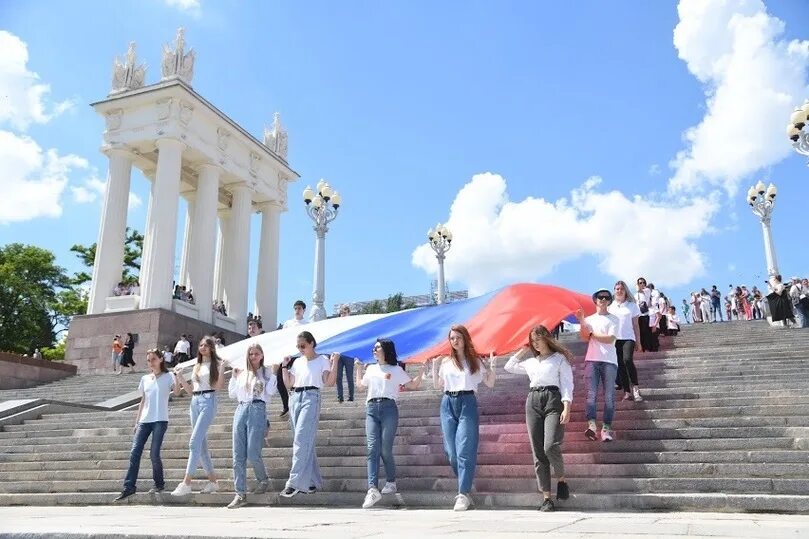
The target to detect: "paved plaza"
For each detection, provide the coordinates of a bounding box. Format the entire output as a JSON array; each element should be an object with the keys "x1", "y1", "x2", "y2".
[{"x1": 2, "y1": 506, "x2": 809, "y2": 538}]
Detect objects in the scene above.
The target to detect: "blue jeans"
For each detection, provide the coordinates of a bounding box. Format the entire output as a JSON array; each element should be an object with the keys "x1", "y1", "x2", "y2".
[
  {"x1": 286, "y1": 389, "x2": 323, "y2": 490},
  {"x1": 186, "y1": 393, "x2": 217, "y2": 477},
  {"x1": 439, "y1": 393, "x2": 479, "y2": 494},
  {"x1": 585, "y1": 361, "x2": 618, "y2": 426},
  {"x1": 336, "y1": 355, "x2": 355, "y2": 401},
  {"x1": 232, "y1": 401, "x2": 269, "y2": 495},
  {"x1": 366, "y1": 399, "x2": 398, "y2": 488},
  {"x1": 123, "y1": 421, "x2": 168, "y2": 491}
]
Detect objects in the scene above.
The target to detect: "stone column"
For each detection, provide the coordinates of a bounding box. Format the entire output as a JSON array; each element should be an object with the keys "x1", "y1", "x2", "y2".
[
  {"x1": 87, "y1": 148, "x2": 133, "y2": 314},
  {"x1": 223, "y1": 183, "x2": 252, "y2": 324},
  {"x1": 140, "y1": 138, "x2": 185, "y2": 310},
  {"x1": 188, "y1": 164, "x2": 220, "y2": 324},
  {"x1": 214, "y1": 210, "x2": 230, "y2": 307},
  {"x1": 255, "y1": 202, "x2": 282, "y2": 329},
  {"x1": 178, "y1": 199, "x2": 195, "y2": 287}
]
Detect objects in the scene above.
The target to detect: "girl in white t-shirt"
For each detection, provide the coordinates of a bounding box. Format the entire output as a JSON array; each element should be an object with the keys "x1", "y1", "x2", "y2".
[
  {"x1": 431, "y1": 324, "x2": 496, "y2": 512},
  {"x1": 609, "y1": 280, "x2": 643, "y2": 403},
  {"x1": 355, "y1": 338, "x2": 425, "y2": 509},
  {"x1": 171, "y1": 336, "x2": 225, "y2": 497},
  {"x1": 114, "y1": 349, "x2": 180, "y2": 502},
  {"x1": 279, "y1": 331, "x2": 338, "y2": 498},
  {"x1": 226, "y1": 343, "x2": 278, "y2": 509}
]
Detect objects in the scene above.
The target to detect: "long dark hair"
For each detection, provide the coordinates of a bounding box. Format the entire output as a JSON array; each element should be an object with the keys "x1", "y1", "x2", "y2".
[
  {"x1": 447, "y1": 324, "x2": 481, "y2": 374},
  {"x1": 194, "y1": 335, "x2": 220, "y2": 385},
  {"x1": 375, "y1": 338, "x2": 398, "y2": 367},
  {"x1": 527, "y1": 325, "x2": 573, "y2": 363},
  {"x1": 298, "y1": 331, "x2": 317, "y2": 348}
]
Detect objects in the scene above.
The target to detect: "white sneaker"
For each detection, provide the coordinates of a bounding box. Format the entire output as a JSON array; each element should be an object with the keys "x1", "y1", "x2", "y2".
[
  {"x1": 200, "y1": 481, "x2": 219, "y2": 494},
  {"x1": 227, "y1": 494, "x2": 247, "y2": 509},
  {"x1": 600, "y1": 428, "x2": 614, "y2": 442},
  {"x1": 632, "y1": 387, "x2": 643, "y2": 402},
  {"x1": 170, "y1": 482, "x2": 192, "y2": 497},
  {"x1": 453, "y1": 493, "x2": 472, "y2": 511},
  {"x1": 362, "y1": 488, "x2": 382, "y2": 509},
  {"x1": 381, "y1": 482, "x2": 397, "y2": 495}
]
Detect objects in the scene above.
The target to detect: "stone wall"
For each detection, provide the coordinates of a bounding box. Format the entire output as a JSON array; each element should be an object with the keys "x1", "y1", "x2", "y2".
[
  {"x1": 0, "y1": 352, "x2": 77, "y2": 389},
  {"x1": 66, "y1": 308, "x2": 246, "y2": 373}
]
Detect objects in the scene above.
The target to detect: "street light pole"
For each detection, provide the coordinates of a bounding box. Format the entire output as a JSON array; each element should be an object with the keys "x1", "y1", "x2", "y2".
[
  {"x1": 746, "y1": 180, "x2": 779, "y2": 278},
  {"x1": 428, "y1": 223, "x2": 452, "y2": 304},
  {"x1": 302, "y1": 180, "x2": 342, "y2": 322},
  {"x1": 787, "y1": 100, "x2": 809, "y2": 163}
]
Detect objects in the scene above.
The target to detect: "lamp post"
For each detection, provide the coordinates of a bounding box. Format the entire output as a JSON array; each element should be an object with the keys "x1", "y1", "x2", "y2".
[
  {"x1": 302, "y1": 180, "x2": 342, "y2": 321},
  {"x1": 427, "y1": 223, "x2": 452, "y2": 304},
  {"x1": 787, "y1": 99, "x2": 809, "y2": 163},
  {"x1": 746, "y1": 180, "x2": 779, "y2": 278}
]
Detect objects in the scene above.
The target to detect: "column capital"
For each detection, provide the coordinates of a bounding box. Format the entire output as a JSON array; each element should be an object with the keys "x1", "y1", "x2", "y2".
[
  {"x1": 155, "y1": 137, "x2": 186, "y2": 151},
  {"x1": 256, "y1": 201, "x2": 284, "y2": 213},
  {"x1": 198, "y1": 162, "x2": 224, "y2": 174},
  {"x1": 101, "y1": 144, "x2": 135, "y2": 159}
]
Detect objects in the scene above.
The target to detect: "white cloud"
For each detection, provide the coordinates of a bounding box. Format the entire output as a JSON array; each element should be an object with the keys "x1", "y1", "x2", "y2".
[
  {"x1": 71, "y1": 174, "x2": 143, "y2": 210},
  {"x1": 164, "y1": 0, "x2": 201, "y2": 14},
  {"x1": 0, "y1": 130, "x2": 87, "y2": 224},
  {"x1": 412, "y1": 173, "x2": 717, "y2": 295},
  {"x1": 0, "y1": 31, "x2": 73, "y2": 132},
  {"x1": 669, "y1": 0, "x2": 809, "y2": 194}
]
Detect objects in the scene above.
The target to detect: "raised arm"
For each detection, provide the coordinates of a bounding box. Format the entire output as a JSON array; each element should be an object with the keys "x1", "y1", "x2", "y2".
[
  {"x1": 403, "y1": 364, "x2": 426, "y2": 390},
  {"x1": 432, "y1": 357, "x2": 444, "y2": 390},
  {"x1": 173, "y1": 367, "x2": 193, "y2": 395},
  {"x1": 228, "y1": 369, "x2": 241, "y2": 399},
  {"x1": 504, "y1": 348, "x2": 529, "y2": 375},
  {"x1": 576, "y1": 309, "x2": 592, "y2": 342},
  {"x1": 482, "y1": 352, "x2": 497, "y2": 388},
  {"x1": 323, "y1": 353, "x2": 339, "y2": 387},
  {"x1": 281, "y1": 356, "x2": 295, "y2": 389},
  {"x1": 354, "y1": 360, "x2": 367, "y2": 393}
]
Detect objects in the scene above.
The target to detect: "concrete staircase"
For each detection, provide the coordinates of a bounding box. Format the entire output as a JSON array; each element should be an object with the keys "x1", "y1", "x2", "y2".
[
  {"x1": 1, "y1": 321, "x2": 809, "y2": 511},
  {"x1": 0, "y1": 372, "x2": 142, "y2": 406}
]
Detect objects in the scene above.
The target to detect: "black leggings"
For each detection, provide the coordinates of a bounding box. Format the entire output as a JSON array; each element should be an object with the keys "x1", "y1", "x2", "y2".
[
  {"x1": 637, "y1": 315, "x2": 658, "y2": 352},
  {"x1": 615, "y1": 339, "x2": 638, "y2": 391}
]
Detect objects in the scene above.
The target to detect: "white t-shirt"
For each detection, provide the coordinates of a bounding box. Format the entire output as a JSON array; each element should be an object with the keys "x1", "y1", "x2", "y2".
[
  {"x1": 283, "y1": 318, "x2": 308, "y2": 329},
  {"x1": 174, "y1": 339, "x2": 190, "y2": 355},
  {"x1": 439, "y1": 357, "x2": 484, "y2": 392},
  {"x1": 362, "y1": 363, "x2": 411, "y2": 401},
  {"x1": 138, "y1": 372, "x2": 176, "y2": 423},
  {"x1": 290, "y1": 355, "x2": 331, "y2": 388},
  {"x1": 583, "y1": 313, "x2": 618, "y2": 365},
  {"x1": 504, "y1": 352, "x2": 574, "y2": 403},
  {"x1": 635, "y1": 288, "x2": 651, "y2": 314},
  {"x1": 608, "y1": 300, "x2": 641, "y2": 341},
  {"x1": 162, "y1": 350, "x2": 173, "y2": 364},
  {"x1": 228, "y1": 367, "x2": 278, "y2": 403},
  {"x1": 192, "y1": 361, "x2": 217, "y2": 392}
]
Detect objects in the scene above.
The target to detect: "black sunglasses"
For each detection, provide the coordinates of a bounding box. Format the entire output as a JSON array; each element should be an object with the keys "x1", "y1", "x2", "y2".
[{"x1": 596, "y1": 295, "x2": 611, "y2": 301}]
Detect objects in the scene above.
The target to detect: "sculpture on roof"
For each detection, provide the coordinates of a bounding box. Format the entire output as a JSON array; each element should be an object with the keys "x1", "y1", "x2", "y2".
[
  {"x1": 263, "y1": 112, "x2": 289, "y2": 160},
  {"x1": 110, "y1": 42, "x2": 146, "y2": 95},
  {"x1": 161, "y1": 27, "x2": 195, "y2": 85}
]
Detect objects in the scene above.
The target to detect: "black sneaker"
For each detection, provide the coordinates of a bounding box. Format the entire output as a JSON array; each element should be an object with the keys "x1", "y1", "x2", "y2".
[
  {"x1": 338, "y1": 398, "x2": 344, "y2": 403},
  {"x1": 113, "y1": 489, "x2": 136, "y2": 502},
  {"x1": 539, "y1": 498, "x2": 555, "y2": 512},
  {"x1": 556, "y1": 481, "x2": 569, "y2": 500},
  {"x1": 584, "y1": 427, "x2": 597, "y2": 441},
  {"x1": 280, "y1": 487, "x2": 299, "y2": 498},
  {"x1": 305, "y1": 486, "x2": 317, "y2": 494},
  {"x1": 280, "y1": 409, "x2": 289, "y2": 418}
]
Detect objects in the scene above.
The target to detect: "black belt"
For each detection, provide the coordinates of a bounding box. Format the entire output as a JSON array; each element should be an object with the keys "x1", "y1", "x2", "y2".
[
  {"x1": 367, "y1": 397, "x2": 394, "y2": 403},
  {"x1": 239, "y1": 399, "x2": 265, "y2": 404},
  {"x1": 192, "y1": 390, "x2": 215, "y2": 395},
  {"x1": 444, "y1": 390, "x2": 475, "y2": 397},
  {"x1": 530, "y1": 385, "x2": 559, "y2": 392},
  {"x1": 293, "y1": 386, "x2": 319, "y2": 392}
]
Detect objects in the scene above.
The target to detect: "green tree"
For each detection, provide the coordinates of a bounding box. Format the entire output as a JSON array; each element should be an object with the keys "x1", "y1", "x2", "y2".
[
  {"x1": 359, "y1": 300, "x2": 385, "y2": 314},
  {"x1": 359, "y1": 293, "x2": 418, "y2": 315},
  {"x1": 70, "y1": 227, "x2": 143, "y2": 285},
  {"x1": 0, "y1": 244, "x2": 72, "y2": 353}
]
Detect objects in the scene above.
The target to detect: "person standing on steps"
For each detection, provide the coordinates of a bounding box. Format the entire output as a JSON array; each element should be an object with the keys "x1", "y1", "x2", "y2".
[
  {"x1": 635, "y1": 277, "x2": 656, "y2": 352},
  {"x1": 120, "y1": 333, "x2": 137, "y2": 373},
  {"x1": 354, "y1": 338, "x2": 425, "y2": 509},
  {"x1": 171, "y1": 336, "x2": 225, "y2": 497},
  {"x1": 226, "y1": 343, "x2": 278, "y2": 509},
  {"x1": 112, "y1": 335, "x2": 124, "y2": 374},
  {"x1": 431, "y1": 324, "x2": 497, "y2": 512},
  {"x1": 279, "y1": 331, "x2": 338, "y2": 498},
  {"x1": 576, "y1": 289, "x2": 619, "y2": 443},
  {"x1": 174, "y1": 334, "x2": 190, "y2": 365},
  {"x1": 114, "y1": 349, "x2": 181, "y2": 501},
  {"x1": 609, "y1": 280, "x2": 643, "y2": 402},
  {"x1": 505, "y1": 325, "x2": 573, "y2": 512},
  {"x1": 276, "y1": 300, "x2": 310, "y2": 418},
  {"x1": 335, "y1": 304, "x2": 357, "y2": 403}
]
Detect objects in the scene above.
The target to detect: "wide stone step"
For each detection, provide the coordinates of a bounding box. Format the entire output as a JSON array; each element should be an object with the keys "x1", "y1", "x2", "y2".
[{"x1": 1, "y1": 476, "x2": 807, "y2": 495}]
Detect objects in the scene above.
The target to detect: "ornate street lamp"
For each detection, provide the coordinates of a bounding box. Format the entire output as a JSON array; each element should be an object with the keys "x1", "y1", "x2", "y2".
[
  {"x1": 746, "y1": 180, "x2": 779, "y2": 278},
  {"x1": 428, "y1": 223, "x2": 452, "y2": 304},
  {"x1": 303, "y1": 180, "x2": 342, "y2": 321},
  {"x1": 787, "y1": 100, "x2": 809, "y2": 162}
]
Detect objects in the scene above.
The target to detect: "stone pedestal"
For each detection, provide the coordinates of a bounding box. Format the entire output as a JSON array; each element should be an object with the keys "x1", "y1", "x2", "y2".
[{"x1": 65, "y1": 309, "x2": 245, "y2": 374}]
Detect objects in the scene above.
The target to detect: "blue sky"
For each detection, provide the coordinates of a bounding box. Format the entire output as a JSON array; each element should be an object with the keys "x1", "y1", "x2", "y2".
[{"x1": 1, "y1": 0, "x2": 808, "y2": 326}]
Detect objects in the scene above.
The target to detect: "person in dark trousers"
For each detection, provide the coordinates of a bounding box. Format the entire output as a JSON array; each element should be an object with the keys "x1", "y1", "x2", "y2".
[
  {"x1": 335, "y1": 304, "x2": 356, "y2": 403},
  {"x1": 634, "y1": 277, "x2": 657, "y2": 352},
  {"x1": 504, "y1": 325, "x2": 573, "y2": 512}
]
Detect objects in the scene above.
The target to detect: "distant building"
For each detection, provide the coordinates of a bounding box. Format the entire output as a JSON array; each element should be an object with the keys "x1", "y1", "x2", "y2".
[{"x1": 333, "y1": 283, "x2": 468, "y2": 316}]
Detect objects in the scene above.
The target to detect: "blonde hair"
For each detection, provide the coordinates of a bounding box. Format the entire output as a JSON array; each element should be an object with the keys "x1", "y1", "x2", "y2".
[{"x1": 244, "y1": 343, "x2": 267, "y2": 391}]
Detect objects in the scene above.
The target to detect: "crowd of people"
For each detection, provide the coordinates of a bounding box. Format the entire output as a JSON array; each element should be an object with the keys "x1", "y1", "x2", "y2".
[
  {"x1": 112, "y1": 282, "x2": 666, "y2": 513},
  {"x1": 681, "y1": 275, "x2": 809, "y2": 328},
  {"x1": 112, "y1": 281, "x2": 140, "y2": 296}
]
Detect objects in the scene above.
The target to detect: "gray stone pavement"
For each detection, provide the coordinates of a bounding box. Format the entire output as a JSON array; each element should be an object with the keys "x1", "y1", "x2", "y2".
[{"x1": 2, "y1": 506, "x2": 809, "y2": 538}]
